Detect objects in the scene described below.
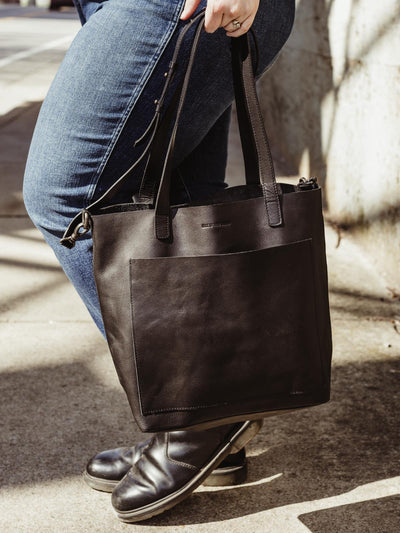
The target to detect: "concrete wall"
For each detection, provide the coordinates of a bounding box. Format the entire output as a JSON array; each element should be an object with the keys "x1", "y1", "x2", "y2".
[{"x1": 259, "y1": 0, "x2": 400, "y2": 287}]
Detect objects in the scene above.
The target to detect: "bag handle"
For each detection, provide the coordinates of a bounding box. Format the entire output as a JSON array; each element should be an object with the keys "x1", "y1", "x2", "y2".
[
  {"x1": 135, "y1": 16, "x2": 262, "y2": 203},
  {"x1": 154, "y1": 17, "x2": 281, "y2": 238},
  {"x1": 102, "y1": 10, "x2": 262, "y2": 203},
  {"x1": 60, "y1": 10, "x2": 282, "y2": 248}
]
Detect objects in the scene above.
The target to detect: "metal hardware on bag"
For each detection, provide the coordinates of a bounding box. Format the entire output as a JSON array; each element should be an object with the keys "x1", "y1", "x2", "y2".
[
  {"x1": 72, "y1": 222, "x2": 89, "y2": 240},
  {"x1": 81, "y1": 210, "x2": 91, "y2": 231},
  {"x1": 298, "y1": 177, "x2": 319, "y2": 191},
  {"x1": 60, "y1": 210, "x2": 91, "y2": 249}
]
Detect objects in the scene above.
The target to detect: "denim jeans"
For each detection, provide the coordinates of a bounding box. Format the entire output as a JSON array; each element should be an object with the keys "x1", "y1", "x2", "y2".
[{"x1": 23, "y1": 0, "x2": 295, "y2": 336}]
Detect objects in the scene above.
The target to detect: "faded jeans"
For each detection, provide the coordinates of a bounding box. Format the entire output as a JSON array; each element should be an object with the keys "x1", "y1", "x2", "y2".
[{"x1": 23, "y1": 0, "x2": 295, "y2": 336}]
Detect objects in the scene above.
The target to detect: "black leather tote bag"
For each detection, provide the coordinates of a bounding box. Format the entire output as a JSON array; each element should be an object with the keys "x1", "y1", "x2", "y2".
[{"x1": 61, "y1": 13, "x2": 332, "y2": 432}]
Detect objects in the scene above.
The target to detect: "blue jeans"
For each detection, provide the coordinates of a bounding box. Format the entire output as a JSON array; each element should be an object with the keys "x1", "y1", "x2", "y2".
[{"x1": 23, "y1": 0, "x2": 295, "y2": 336}]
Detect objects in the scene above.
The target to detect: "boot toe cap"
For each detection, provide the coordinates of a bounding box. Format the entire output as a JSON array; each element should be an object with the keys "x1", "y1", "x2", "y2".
[{"x1": 86, "y1": 447, "x2": 131, "y2": 480}]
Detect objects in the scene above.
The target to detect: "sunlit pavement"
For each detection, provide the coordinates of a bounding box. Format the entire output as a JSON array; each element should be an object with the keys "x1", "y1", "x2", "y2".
[{"x1": 0, "y1": 6, "x2": 399, "y2": 533}]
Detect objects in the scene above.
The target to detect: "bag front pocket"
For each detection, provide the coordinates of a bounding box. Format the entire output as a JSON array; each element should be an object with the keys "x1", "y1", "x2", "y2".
[{"x1": 129, "y1": 238, "x2": 324, "y2": 416}]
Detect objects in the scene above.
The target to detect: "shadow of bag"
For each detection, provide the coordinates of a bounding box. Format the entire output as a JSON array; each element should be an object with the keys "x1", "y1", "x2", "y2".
[{"x1": 61, "y1": 12, "x2": 332, "y2": 432}]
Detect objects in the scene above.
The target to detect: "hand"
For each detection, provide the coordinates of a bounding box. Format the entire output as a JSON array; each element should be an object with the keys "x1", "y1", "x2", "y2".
[{"x1": 180, "y1": 0, "x2": 260, "y2": 37}]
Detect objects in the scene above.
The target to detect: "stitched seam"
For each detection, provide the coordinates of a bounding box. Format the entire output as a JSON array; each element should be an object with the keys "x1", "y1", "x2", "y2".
[
  {"x1": 142, "y1": 402, "x2": 229, "y2": 415},
  {"x1": 156, "y1": 214, "x2": 170, "y2": 237},
  {"x1": 130, "y1": 255, "x2": 231, "y2": 417},
  {"x1": 307, "y1": 235, "x2": 330, "y2": 387},
  {"x1": 129, "y1": 238, "x2": 328, "y2": 416},
  {"x1": 129, "y1": 260, "x2": 145, "y2": 417},
  {"x1": 254, "y1": 95, "x2": 282, "y2": 224},
  {"x1": 141, "y1": 390, "x2": 321, "y2": 416},
  {"x1": 241, "y1": 56, "x2": 281, "y2": 225},
  {"x1": 241, "y1": 64, "x2": 271, "y2": 225},
  {"x1": 165, "y1": 433, "x2": 198, "y2": 471}
]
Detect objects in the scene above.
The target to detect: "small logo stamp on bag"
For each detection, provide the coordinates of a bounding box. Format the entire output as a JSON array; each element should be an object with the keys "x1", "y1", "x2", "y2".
[{"x1": 201, "y1": 222, "x2": 231, "y2": 229}]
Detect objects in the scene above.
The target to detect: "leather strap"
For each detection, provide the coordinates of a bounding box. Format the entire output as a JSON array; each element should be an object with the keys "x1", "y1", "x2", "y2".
[
  {"x1": 231, "y1": 37, "x2": 282, "y2": 228},
  {"x1": 137, "y1": 22, "x2": 261, "y2": 202}
]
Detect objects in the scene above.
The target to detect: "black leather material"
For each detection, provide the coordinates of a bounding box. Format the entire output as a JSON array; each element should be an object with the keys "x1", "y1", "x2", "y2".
[
  {"x1": 86, "y1": 439, "x2": 150, "y2": 482},
  {"x1": 84, "y1": 443, "x2": 246, "y2": 490},
  {"x1": 61, "y1": 12, "x2": 332, "y2": 432},
  {"x1": 89, "y1": 181, "x2": 331, "y2": 432},
  {"x1": 111, "y1": 420, "x2": 261, "y2": 521}
]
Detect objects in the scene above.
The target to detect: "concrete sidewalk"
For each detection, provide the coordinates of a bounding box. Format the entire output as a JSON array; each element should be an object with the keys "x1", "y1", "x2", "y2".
[{"x1": 1, "y1": 7, "x2": 399, "y2": 532}]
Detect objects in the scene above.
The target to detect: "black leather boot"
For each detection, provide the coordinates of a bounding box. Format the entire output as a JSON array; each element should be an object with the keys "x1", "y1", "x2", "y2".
[
  {"x1": 84, "y1": 441, "x2": 247, "y2": 492},
  {"x1": 112, "y1": 420, "x2": 262, "y2": 523},
  {"x1": 84, "y1": 438, "x2": 151, "y2": 492}
]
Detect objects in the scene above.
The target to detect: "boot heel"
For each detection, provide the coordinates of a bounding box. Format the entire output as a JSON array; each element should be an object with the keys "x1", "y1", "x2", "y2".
[
  {"x1": 230, "y1": 419, "x2": 263, "y2": 453},
  {"x1": 203, "y1": 461, "x2": 247, "y2": 486}
]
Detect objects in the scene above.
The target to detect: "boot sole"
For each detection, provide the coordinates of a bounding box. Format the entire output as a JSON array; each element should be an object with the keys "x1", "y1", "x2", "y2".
[
  {"x1": 83, "y1": 471, "x2": 121, "y2": 492},
  {"x1": 114, "y1": 419, "x2": 263, "y2": 523}
]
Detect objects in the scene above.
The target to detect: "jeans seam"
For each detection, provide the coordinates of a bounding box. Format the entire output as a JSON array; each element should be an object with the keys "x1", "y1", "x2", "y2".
[{"x1": 85, "y1": 1, "x2": 185, "y2": 206}]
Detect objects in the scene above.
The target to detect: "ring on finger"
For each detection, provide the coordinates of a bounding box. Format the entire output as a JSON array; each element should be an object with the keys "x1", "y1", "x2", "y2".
[{"x1": 231, "y1": 19, "x2": 241, "y2": 30}]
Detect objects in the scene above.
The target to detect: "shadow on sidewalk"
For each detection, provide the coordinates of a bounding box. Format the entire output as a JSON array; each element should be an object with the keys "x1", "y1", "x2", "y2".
[
  {"x1": 1, "y1": 353, "x2": 399, "y2": 529},
  {"x1": 1, "y1": 359, "x2": 135, "y2": 489},
  {"x1": 299, "y1": 493, "x2": 400, "y2": 533},
  {"x1": 147, "y1": 358, "x2": 400, "y2": 527}
]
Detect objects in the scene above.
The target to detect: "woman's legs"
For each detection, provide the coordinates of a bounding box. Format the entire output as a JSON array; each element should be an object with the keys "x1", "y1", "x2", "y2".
[
  {"x1": 23, "y1": 0, "x2": 295, "y2": 334},
  {"x1": 23, "y1": 0, "x2": 187, "y2": 332}
]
